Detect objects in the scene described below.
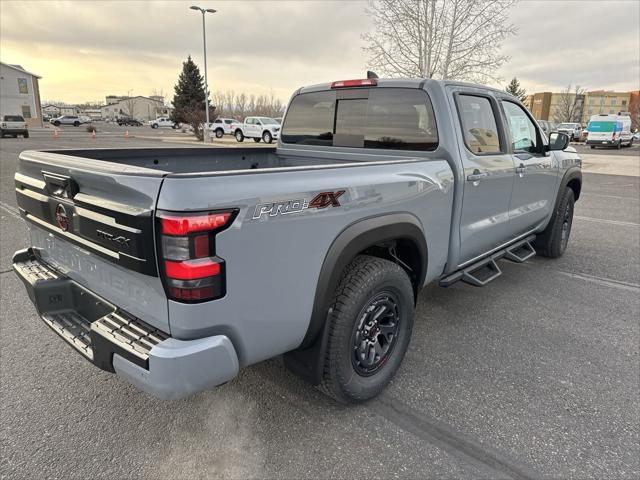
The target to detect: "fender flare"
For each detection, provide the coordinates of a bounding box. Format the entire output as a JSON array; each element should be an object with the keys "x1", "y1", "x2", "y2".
[
  {"x1": 555, "y1": 167, "x2": 582, "y2": 207},
  {"x1": 284, "y1": 213, "x2": 427, "y2": 385}
]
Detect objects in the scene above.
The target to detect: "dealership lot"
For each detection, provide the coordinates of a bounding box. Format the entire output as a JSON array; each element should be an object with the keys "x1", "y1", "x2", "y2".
[{"x1": 0, "y1": 134, "x2": 638, "y2": 479}]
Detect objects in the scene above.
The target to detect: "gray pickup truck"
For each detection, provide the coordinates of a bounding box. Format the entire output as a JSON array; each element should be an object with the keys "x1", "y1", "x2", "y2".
[{"x1": 13, "y1": 78, "x2": 581, "y2": 403}]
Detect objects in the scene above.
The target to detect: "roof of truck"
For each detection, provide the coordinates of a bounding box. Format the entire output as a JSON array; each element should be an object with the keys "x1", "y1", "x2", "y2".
[{"x1": 296, "y1": 77, "x2": 509, "y2": 97}]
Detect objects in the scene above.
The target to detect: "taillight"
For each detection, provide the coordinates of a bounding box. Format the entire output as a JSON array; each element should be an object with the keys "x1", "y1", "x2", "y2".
[
  {"x1": 331, "y1": 78, "x2": 378, "y2": 88},
  {"x1": 157, "y1": 210, "x2": 236, "y2": 302}
]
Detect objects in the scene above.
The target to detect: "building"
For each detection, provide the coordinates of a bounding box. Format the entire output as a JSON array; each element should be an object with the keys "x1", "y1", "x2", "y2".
[
  {"x1": 100, "y1": 95, "x2": 172, "y2": 121},
  {"x1": 525, "y1": 88, "x2": 636, "y2": 126},
  {"x1": 42, "y1": 104, "x2": 80, "y2": 118},
  {"x1": 629, "y1": 91, "x2": 640, "y2": 131},
  {"x1": 0, "y1": 62, "x2": 43, "y2": 127},
  {"x1": 581, "y1": 90, "x2": 631, "y2": 125}
]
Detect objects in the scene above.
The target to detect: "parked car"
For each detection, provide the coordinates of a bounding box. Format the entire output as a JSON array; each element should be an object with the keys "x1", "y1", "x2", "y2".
[
  {"x1": 556, "y1": 123, "x2": 583, "y2": 141},
  {"x1": 50, "y1": 115, "x2": 86, "y2": 127},
  {"x1": 234, "y1": 116, "x2": 280, "y2": 143},
  {"x1": 586, "y1": 113, "x2": 634, "y2": 149},
  {"x1": 117, "y1": 118, "x2": 143, "y2": 127},
  {"x1": 536, "y1": 120, "x2": 554, "y2": 138},
  {"x1": 1, "y1": 115, "x2": 29, "y2": 138},
  {"x1": 207, "y1": 118, "x2": 242, "y2": 138},
  {"x1": 149, "y1": 117, "x2": 180, "y2": 129},
  {"x1": 12, "y1": 78, "x2": 581, "y2": 403}
]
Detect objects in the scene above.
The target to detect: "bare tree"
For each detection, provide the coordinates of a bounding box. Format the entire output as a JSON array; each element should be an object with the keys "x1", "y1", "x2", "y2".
[
  {"x1": 362, "y1": 0, "x2": 517, "y2": 83},
  {"x1": 123, "y1": 96, "x2": 139, "y2": 119},
  {"x1": 554, "y1": 84, "x2": 585, "y2": 123}
]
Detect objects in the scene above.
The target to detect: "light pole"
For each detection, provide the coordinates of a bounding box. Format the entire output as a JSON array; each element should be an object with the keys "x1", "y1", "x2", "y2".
[{"x1": 190, "y1": 5, "x2": 216, "y2": 142}]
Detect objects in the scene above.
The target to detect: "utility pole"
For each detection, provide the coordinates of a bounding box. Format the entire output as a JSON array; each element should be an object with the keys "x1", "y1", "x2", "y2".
[{"x1": 190, "y1": 5, "x2": 217, "y2": 142}]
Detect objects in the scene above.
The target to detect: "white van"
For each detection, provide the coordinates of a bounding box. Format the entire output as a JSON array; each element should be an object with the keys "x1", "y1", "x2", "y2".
[{"x1": 586, "y1": 113, "x2": 633, "y2": 149}]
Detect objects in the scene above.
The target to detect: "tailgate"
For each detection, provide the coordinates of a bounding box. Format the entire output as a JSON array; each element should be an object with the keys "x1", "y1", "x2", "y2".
[{"x1": 14, "y1": 150, "x2": 170, "y2": 331}]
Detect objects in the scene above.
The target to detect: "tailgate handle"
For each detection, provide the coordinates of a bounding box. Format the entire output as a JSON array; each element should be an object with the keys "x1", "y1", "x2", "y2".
[{"x1": 43, "y1": 172, "x2": 78, "y2": 199}]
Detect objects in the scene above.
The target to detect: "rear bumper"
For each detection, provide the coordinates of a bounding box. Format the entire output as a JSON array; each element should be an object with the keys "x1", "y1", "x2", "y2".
[
  {"x1": 1, "y1": 128, "x2": 28, "y2": 134},
  {"x1": 12, "y1": 248, "x2": 239, "y2": 399}
]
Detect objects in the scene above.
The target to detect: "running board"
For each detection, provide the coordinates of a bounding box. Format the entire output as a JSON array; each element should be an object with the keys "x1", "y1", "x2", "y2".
[{"x1": 440, "y1": 235, "x2": 536, "y2": 287}]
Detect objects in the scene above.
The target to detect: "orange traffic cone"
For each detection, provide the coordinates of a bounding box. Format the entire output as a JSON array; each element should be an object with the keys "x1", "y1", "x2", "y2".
[
  {"x1": 124, "y1": 130, "x2": 130, "y2": 139},
  {"x1": 92, "y1": 130, "x2": 96, "y2": 139},
  {"x1": 53, "y1": 129, "x2": 59, "y2": 139}
]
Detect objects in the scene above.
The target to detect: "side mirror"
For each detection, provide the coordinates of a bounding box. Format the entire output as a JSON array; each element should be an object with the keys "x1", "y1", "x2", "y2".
[{"x1": 548, "y1": 132, "x2": 570, "y2": 151}]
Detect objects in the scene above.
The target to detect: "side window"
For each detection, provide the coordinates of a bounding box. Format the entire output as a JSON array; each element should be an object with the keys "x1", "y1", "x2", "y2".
[
  {"x1": 17, "y1": 78, "x2": 28, "y2": 94},
  {"x1": 501, "y1": 101, "x2": 540, "y2": 154},
  {"x1": 457, "y1": 95, "x2": 502, "y2": 154},
  {"x1": 214, "y1": 119, "x2": 222, "y2": 124}
]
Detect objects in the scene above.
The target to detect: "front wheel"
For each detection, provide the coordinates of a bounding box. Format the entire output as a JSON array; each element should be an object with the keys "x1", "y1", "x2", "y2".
[
  {"x1": 73, "y1": 121, "x2": 80, "y2": 127},
  {"x1": 235, "y1": 130, "x2": 244, "y2": 142},
  {"x1": 53, "y1": 121, "x2": 61, "y2": 126},
  {"x1": 262, "y1": 131, "x2": 273, "y2": 144},
  {"x1": 533, "y1": 187, "x2": 575, "y2": 258},
  {"x1": 23, "y1": 132, "x2": 29, "y2": 138},
  {"x1": 152, "y1": 124, "x2": 158, "y2": 129},
  {"x1": 318, "y1": 255, "x2": 414, "y2": 403}
]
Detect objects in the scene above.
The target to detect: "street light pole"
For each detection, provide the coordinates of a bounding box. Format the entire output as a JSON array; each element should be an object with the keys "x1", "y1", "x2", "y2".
[{"x1": 190, "y1": 5, "x2": 217, "y2": 142}]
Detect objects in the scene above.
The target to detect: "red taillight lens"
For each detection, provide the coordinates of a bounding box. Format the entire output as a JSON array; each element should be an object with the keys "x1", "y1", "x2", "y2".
[
  {"x1": 157, "y1": 210, "x2": 236, "y2": 303},
  {"x1": 331, "y1": 78, "x2": 377, "y2": 89},
  {"x1": 161, "y1": 212, "x2": 231, "y2": 235}
]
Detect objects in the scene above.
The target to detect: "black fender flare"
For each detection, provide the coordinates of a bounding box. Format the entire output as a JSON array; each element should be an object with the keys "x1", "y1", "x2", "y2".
[
  {"x1": 284, "y1": 213, "x2": 427, "y2": 385},
  {"x1": 555, "y1": 167, "x2": 582, "y2": 208}
]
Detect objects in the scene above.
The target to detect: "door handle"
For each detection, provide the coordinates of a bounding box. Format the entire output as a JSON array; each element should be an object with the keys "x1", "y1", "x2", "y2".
[{"x1": 466, "y1": 170, "x2": 488, "y2": 182}]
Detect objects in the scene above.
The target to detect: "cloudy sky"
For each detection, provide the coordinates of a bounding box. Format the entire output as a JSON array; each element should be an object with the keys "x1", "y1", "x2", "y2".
[{"x1": 1, "y1": 0, "x2": 638, "y2": 104}]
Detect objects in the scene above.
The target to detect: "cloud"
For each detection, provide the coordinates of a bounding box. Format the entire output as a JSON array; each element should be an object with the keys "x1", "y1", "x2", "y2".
[{"x1": 1, "y1": 0, "x2": 638, "y2": 104}]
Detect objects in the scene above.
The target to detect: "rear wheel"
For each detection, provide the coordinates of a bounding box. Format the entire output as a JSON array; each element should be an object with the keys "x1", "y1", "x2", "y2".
[
  {"x1": 152, "y1": 124, "x2": 158, "y2": 129},
  {"x1": 533, "y1": 187, "x2": 575, "y2": 258},
  {"x1": 262, "y1": 131, "x2": 273, "y2": 144},
  {"x1": 235, "y1": 130, "x2": 244, "y2": 142},
  {"x1": 23, "y1": 132, "x2": 29, "y2": 138},
  {"x1": 73, "y1": 121, "x2": 80, "y2": 127},
  {"x1": 215, "y1": 128, "x2": 224, "y2": 138},
  {"x1": 590, "y1": 145, "x2": 596, "y2": 149},
  {"x1": 318, "y1": 255, "x2": 414, "y2": 403}
]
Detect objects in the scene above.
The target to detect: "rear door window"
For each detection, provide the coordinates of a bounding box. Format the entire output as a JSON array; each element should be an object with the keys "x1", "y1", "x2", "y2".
[
  {"x1": 457, "y1": 95, "x2": 502, "y2": 154},
  {"x1": 281, "y1": 88, "x2": 438, "y2": 150}
]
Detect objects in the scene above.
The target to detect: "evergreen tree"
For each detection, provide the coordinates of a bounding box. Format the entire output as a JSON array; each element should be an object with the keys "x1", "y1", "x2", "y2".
[
  {"x1": 505, "y1": 77, "x2": 526, "y2": 101},
  {"x1": 171, "y1": 56, "x2": 207, "y2": 121}
]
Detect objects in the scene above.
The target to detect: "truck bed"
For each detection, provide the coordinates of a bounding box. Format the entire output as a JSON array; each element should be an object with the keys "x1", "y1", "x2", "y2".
[{"x1": 22, "y1": 147, "x2": 347, "y2": 175}]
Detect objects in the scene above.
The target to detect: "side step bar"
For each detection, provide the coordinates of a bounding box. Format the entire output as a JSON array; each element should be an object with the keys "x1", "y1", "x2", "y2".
[{"x1": 440, "y1": 236, "x2": 536, "y2": 288}]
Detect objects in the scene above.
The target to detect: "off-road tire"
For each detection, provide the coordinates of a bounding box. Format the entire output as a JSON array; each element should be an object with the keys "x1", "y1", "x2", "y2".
[
  {"x1": 318, "y1": 255, "x2": 414, "y2": 403},
  {"x1": 533, "y1": 187, "x2": 575, "y2": 258}
]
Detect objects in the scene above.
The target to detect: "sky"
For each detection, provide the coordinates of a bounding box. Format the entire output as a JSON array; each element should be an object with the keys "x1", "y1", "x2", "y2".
[{"x1": 1, "y1": 0, "x2": 638, "y2": 105}]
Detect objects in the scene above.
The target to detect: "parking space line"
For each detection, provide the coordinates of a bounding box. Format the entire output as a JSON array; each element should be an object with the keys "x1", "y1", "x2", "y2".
[
  {"x1": 575, "y1": 216, "x2": 640, "y2": 227},
  {"x1": 555, "y1": 270, "x2": 640, "y2": 293},
  {"x1": 373, "y1": 396, "x2": 540, "y2": 480},
  {"x1": 0, "y1": 201, "x2": 20, "y2": 219}
]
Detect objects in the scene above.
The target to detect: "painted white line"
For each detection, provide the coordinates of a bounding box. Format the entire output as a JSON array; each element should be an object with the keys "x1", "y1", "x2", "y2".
[
  {"x1": 556, "y1": 270, "x2": 640, "y2": 293},
  {"x1": 0, "y1": 201, "x2": 20, "y2": 219},
  {"x1": 575, "y1": 216, "x2": 640, "y2": 227},
  {"x1": 582, "y1": 193, "x2": 638, "y2": 200}
]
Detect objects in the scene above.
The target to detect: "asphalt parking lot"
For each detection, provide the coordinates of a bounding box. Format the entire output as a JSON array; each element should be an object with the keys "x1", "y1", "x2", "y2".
[{"x1": 1, "y1": 133, "x2": 638, "y2": 479}]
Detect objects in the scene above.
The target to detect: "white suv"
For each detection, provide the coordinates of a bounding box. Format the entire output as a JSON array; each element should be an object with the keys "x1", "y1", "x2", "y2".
[
  {"x1": 234, "y1": 117, "x2": 280, "y2": 144},
  {"x1": 149, "y1": 117, "x2": 179, "y2": 129},
  {"x1": 556, "y1": 123, "x2": 583, "y2": 141}
]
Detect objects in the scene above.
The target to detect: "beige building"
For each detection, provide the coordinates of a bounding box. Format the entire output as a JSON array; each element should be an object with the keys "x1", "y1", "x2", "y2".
[
  {"x1": 581, "y1": 90, "x2": 631, "y2": 125},
  {"x1": 100, "y1": 95, "x2": 172, "y2": 121}
]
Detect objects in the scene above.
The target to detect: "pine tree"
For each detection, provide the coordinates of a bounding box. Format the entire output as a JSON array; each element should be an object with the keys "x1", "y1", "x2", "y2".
[
  {"x1": 171, "y1": 56, "x2": 212, "y2": 139},
  {"x1": 505, "y1": 77, "x2": 526, "y2": 102},
  {"x1": 173, "y1": 55, "x2": 205, "y2": 122}
]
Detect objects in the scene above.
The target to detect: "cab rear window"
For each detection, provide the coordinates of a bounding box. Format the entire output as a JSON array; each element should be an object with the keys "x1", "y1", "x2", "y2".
[
  {"x1": 4, "y1": 115, "x2": 24, "y2": 122},
  {"x1": 281, "y1": 88, "x2": 438, "y2": 151}
]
